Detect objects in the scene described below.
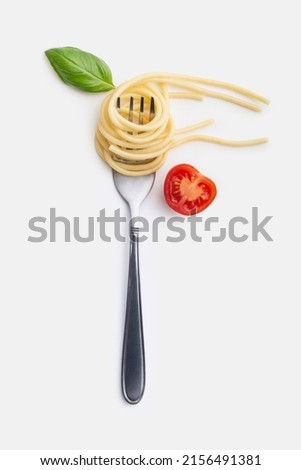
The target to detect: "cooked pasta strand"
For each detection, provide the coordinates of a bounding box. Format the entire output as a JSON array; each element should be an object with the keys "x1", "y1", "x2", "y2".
[{"x1": 95, "y1": 73, "x2": 269, "y2": 176}]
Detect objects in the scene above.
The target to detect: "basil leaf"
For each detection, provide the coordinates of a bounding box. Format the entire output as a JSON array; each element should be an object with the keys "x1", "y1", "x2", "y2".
[{"x1": 45, "y1": 47, "x2": 115, "y2": 93}]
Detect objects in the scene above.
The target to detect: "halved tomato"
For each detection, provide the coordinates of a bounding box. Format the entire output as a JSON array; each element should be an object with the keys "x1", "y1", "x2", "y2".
[{"x1": 164, "y1": 164, "x2": 217, "y2": 215}]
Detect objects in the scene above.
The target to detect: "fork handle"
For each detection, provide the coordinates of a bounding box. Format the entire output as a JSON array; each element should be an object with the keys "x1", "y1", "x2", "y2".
[{"x1": 122, "y1": 226, "x2": 145, "y2": 404}]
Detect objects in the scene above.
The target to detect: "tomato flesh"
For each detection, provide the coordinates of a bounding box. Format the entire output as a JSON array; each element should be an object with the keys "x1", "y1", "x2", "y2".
[{"x1": 164, "y1": 164, "x2": 217, "y2": 215}]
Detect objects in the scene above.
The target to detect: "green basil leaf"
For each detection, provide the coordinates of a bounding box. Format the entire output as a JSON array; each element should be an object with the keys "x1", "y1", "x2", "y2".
[{"x1": 44, "y1": 47, "x2": 115, "y2": 93}]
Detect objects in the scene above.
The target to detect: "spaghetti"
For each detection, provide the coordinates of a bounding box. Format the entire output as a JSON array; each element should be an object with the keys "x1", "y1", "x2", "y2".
[{"x1": 95, "y1": 73, "x2": 269, "y2": 176}]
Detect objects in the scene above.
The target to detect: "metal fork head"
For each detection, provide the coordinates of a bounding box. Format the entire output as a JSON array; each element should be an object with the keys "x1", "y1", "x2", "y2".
[
  {"x1": 117, "y1": 95, "x2": 155, "y2": 123},
  {"x1": 113, "y1": 96, "x2": 155, "y2": 218},
  {"x1": 113, "y1": 170, "x2": 155, "y2": 219},
  {"x1": 114, "y1": 96, "x2": 155, "y2": 166},
  {"x1": 113, "y1": 96, "x2": 156, "y2": 219}
]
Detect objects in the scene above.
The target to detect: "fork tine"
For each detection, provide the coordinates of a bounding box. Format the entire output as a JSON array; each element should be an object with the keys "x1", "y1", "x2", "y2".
[
  {"x1": 139, "y1": 97, "x2": 144, "y2": 125},
  {"x1": 149, "y1": 97, "x2": 155, "y2": 121},
  {"x1": 129, "y1": 96, "x2": 134, "y2": 123},
  {"x1": 140, "y1": 96, "x2": 144, "y2": 113}
]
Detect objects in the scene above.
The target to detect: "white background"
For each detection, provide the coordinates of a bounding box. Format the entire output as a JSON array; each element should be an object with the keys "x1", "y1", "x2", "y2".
[{"x1": 0, "y1": 0, "x2": 300, "y2": 450}]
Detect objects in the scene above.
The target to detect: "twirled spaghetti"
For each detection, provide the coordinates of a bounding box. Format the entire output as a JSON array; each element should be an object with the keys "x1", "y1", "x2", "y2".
[{"x1": 95, "y1": 73, "x2": 269, "y2": 176}]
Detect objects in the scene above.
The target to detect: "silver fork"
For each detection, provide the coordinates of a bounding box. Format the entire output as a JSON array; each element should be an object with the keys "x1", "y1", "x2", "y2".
[{"x1": 113, "y1": 97, "x2": 156, "y2": 404}]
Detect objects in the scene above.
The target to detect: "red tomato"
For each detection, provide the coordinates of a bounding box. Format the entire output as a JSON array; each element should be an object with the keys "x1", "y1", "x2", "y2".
[{"x1": 164, "y1": 164, "x2": 217, "y2": 215}]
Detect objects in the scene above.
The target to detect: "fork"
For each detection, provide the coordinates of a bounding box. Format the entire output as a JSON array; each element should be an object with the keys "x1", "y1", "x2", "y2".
[{"x1": 113, "y1": 97, "x2": 156, "y2": 404}]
